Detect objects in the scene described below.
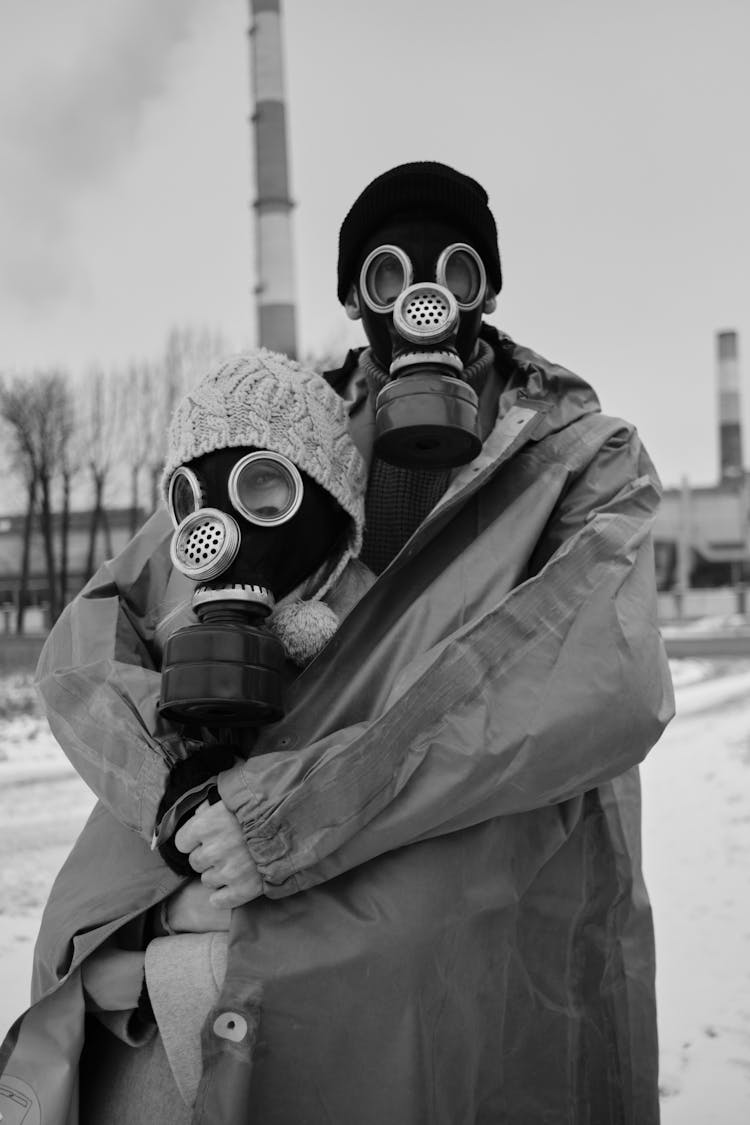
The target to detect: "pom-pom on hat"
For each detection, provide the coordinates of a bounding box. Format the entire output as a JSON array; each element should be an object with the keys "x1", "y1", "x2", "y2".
[
  {"x1": 161, "y1": 348, "x2": 367, "y2": 598},
  {"x1": 337, "y1": 160, "x2": 502, "y2": 304}
]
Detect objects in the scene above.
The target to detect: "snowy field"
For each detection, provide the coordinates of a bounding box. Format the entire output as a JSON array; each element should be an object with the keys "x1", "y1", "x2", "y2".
[{"x1": 1, "y1": 661, "x2": 749, "y2": 1121}]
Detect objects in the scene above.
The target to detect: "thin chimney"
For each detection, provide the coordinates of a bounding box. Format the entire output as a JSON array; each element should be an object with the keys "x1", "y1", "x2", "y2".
[
  {"x1": 248, "y1": 0, "x2": 297, "y2": 358},
  {"x1": 717, "y1": 330, "x2": 743, "y2": 485}
]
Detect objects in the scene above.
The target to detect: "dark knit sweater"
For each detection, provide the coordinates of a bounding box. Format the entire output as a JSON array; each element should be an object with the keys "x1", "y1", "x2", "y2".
[{"x1": 359, "y1": 341, "x2": 494, "y2": 574}]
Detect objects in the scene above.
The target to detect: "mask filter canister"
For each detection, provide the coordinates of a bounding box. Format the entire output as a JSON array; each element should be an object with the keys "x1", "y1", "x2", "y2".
[
  {"x1": 159, "y1": 581, "x2": 285, "y2": 727},
  {"x1": 373, "y1": 282, "x2": 482, "y2": 468},
  {"x1": 159, "y1": 508, "x2": 286, "y2": 727}
]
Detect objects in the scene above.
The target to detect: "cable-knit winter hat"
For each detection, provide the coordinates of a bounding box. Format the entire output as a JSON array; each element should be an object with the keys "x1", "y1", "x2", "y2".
[
  {"x1": 161, "y1": 348, "x2": 366, "y2": 561},
  {"x1": 161, "y1": 350, "x2": 370, "y2": 666},
  {"x1": 337, "y1": 161, "x2": 502, "y2": 303}
]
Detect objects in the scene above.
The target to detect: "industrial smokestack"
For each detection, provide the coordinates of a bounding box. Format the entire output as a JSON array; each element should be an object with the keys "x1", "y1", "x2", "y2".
[
  {"x1": 248, "y1": 0, "x2": 297, "y2": 358},
  {"x1": 717, "y1": 330, "x2": 743, "y2": 485}
]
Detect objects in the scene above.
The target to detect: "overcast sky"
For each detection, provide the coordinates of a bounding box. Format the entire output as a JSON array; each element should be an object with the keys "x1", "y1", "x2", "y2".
[{"x1": 0, "y1": 0, "x2": 748, "y2": 488}]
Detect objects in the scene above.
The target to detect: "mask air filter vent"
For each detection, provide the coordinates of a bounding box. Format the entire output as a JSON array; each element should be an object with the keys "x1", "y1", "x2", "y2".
[
  {"x1": 393, "y1": 283, "x2": 459, "y2": 344},
  {"x1": 170, "y1": 508, "x2": 241, "y2": 581}
]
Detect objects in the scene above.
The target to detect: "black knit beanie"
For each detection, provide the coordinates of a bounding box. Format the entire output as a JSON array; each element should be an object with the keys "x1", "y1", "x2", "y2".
[{"x1": 337, "y1": 161, "x2": 502, "y2": 304}]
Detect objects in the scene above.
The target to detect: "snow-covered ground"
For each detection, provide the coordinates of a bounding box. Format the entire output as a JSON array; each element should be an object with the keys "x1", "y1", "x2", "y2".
[
  {"x1": 0, "y1": 676, "x2": 96, "y2": 1035},
  {"x1": 0, "y1": 662, "x2": 749, "y2": 1120},
  {"x1": 640, "y1": 659, "x2": 750, "y2": 1121},
  {"x1": 661, "y1": 614, "x2": 750, "y2": 638}
]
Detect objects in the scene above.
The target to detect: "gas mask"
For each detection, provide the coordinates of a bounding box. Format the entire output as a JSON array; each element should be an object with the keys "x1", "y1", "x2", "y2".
[
  {"x1": 159, "y1": 446, "x2": 349, "y2": 729},
  {"x1": 348, "y1": 218, "x2": 497, "y2": 469}
]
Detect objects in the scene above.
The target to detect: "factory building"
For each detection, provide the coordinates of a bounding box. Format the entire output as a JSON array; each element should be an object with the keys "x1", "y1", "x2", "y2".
[{"x1": 653, "y1": 330, "x2": 750, "y2": 592}]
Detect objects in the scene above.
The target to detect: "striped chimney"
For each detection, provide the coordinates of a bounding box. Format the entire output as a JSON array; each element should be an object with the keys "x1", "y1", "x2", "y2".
[
  {"x1": 717, "y1": 330, "x2": 743, "y2": 485},
  {"x1": 248, "y1": 0, "x2": 297, "y2": 358}
]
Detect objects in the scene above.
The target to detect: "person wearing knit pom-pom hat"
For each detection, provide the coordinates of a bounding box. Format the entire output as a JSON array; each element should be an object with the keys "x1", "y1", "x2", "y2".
[
  {"x1": 12, "y1": 161, "x2": 673, "y2": 1124},
  {"x1": 8, "y1": 349, "x2": 375, "y2": 1123}
]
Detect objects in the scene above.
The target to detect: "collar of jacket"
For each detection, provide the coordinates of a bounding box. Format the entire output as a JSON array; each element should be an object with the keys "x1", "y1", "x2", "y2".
[
  {"x1": 246, "y1": 334, "x2": 605, "y2": 753},
  {"x1": 324, "y1": 324, "x2": 602, "y2": 577}
]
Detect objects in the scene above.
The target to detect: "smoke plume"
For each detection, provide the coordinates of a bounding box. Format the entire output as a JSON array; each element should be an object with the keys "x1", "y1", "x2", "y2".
[{"x1": 0, "y1": 0, "x2": 202, "y2": 309}]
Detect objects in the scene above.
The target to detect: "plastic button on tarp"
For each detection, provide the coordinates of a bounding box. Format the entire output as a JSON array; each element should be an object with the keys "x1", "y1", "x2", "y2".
[{"x1": 213, "y1": 1011, "x2": 248, "y2": 1042}]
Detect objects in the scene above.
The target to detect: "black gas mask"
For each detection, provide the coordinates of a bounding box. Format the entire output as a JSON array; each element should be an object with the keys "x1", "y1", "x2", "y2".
[
  {"x1": 159, "y1": 446, "x2": 348, "y2": 728},
  {"x1": 350, "y1": 217, "x2": 495, "y2": 469}
]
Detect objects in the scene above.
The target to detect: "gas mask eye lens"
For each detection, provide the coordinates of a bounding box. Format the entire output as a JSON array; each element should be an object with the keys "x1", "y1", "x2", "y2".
[
  {"x1": 168, "y1": 467, "x2": 205, "y2": 529},
  {"x1": 368, "y1": 254, "x2": 405, "y2": 306},
  {"x1": 436, "y1": 243, "x2": 487, "y2": 310},
  {"x1": 229, "y1": 452, "x2": 304, "y2": 526},
  {"x1": 360, "y1": 245, "x2": 413, "y2": 312},
  {"x1": 237, "y1": 463, "x2": 292, "y2": 518},
  {"x1": 445, "y1": 251, "x2": 479, "y2": 303}
]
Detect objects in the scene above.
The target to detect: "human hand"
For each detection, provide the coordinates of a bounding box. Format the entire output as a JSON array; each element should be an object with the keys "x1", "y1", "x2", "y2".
[
  {"x1": 161, "y1": 878, "x2": 232, "y2": 934},
  {"x1": 174, "y1": 798, "x2": 263, "y2": 908},
  {"x1": 81, "y1": 942, "x2": 145, "y2": 1012}
]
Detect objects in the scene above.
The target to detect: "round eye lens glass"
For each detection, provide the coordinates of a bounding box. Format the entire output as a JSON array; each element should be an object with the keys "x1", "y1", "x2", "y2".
[
  {"x1": 364, "y1": 252, "x2": 407, "y2": 308},
  {"x1": 443, "y1": 249, "x2": 482, "y2": 305},
  {"x1": 231, "y1": 457, "x2": 301, "y2": 524},
  {"x1": 169, "y1": 469, "x2": 202, "y2": 527}
]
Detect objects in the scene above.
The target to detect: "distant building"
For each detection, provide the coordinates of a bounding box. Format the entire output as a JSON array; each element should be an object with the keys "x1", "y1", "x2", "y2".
[
  {"x1": 653, "y1": 481, "x2": 750, "y2": 590},
  {"x1": 653, "y1": 330, "x2": 750, "y2": 590},
  {"x1": 0, "y1": 507, "x2": 147, "y2": 609}
]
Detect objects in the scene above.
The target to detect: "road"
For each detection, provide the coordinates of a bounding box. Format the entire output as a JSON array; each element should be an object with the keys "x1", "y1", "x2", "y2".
[
  {"x1": 664, "y1": 630, "x2": 750, "y2": 658},
  {"x1": 0, "y1": 768, "x2": 95, "y2": 1031}
]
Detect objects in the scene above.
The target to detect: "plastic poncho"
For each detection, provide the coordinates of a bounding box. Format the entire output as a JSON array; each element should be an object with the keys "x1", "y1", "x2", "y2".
[{"x1": 0, "y1": 330, "x2": 674, "y2": 1124}]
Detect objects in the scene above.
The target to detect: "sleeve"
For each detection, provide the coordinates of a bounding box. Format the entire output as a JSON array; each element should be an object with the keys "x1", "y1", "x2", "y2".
[
  {"x1": 218, "y1": 431, "x2": 675, "y2": 896},
  {"x1": 34, "y1": 510, "x2": 188, "y2": 840},
  {"x1": 89, "y1": 976, "x2": 157, "y2": 1048}
]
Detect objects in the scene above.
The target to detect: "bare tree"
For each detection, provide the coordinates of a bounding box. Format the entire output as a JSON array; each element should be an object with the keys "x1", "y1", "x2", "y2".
[
  {"x1": 0, "y1": 369, "x2": 73, "y2": 627},
  {"x1": 34, "y1": 371, "x2": 73, "y2": 622},
  {"x1": 56, "y1": 376, "x2": 79, "y2": 608},
  {"x1": 0, "y1": 375, "x2": 39, "y2": 634},
  {"x1": 304, "y1": 324, "x2": 360, "y2": 375},
  {"x1": 164, "y1": 324, "x2": 228, "y2": 389},
  {"x1": 143, "y1": 325, "x2": 228, "y2": 514},
  {"x1": 121, "y1": 359, "x2": 155, "y2": 536},
  {"x1": 0, "y1": 331, "x2": 228, "y2": 633},
  {"x1": 77, "y1": 367, "x2": 125, "y2": 581}
]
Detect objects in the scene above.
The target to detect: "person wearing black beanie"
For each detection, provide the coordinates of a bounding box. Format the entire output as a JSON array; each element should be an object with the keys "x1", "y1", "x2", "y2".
[
  {"x1": 330, "y1": 161, "x2": 510, "y2": 571},
  {"x1": 309, "y1": 159, "x2": 668, "y2": 1123}
]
